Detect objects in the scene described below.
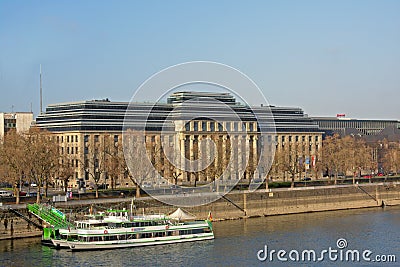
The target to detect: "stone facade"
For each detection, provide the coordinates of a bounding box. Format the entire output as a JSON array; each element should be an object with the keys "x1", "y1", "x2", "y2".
[{"x1": 36, "y1": 92, "x2": 323, "y2": 189}]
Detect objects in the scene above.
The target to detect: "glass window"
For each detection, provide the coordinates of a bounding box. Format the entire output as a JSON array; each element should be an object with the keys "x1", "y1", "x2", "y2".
[{"x1": 210, "y1": 122, "x2": 215, "y2": 131}]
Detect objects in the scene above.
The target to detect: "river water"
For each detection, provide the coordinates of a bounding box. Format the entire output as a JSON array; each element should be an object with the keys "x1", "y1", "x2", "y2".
[{"x1": 0, "y1": 207, "x2": 399, "y2": 266}]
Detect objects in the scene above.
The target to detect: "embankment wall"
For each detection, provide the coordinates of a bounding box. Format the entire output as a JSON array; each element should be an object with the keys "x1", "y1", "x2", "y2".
[{"x1": 1, "y1": 183, "x2": 399, "y2": 240}]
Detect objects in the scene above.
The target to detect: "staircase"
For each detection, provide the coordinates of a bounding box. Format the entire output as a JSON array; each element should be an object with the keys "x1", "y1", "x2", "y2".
[
  {"x1": 27, "y1": 203, "x2": 74, "y2": 229},
  {"x1": 8, "y1": 207, "x2": 43, "y2": 229}
]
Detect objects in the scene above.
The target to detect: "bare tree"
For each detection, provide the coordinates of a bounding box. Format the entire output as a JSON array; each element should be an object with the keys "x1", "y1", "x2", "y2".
[
  {"x1": 123, "y1": 130, "x2": 158, "y2": 198},
  {"x1": 0, "y1": 130, "x2": 26, "y2": 204},
  {"x1": 25, "y1": 127, "x2": 59, "y2": 203},
  {"x1": 57, "y1": 153, "x2": 76, "y2": 193}
]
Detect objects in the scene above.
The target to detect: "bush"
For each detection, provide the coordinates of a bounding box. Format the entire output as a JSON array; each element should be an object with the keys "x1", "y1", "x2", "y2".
[{"x1": 268, "y1": 182, "x2": 292, "y2": 188}]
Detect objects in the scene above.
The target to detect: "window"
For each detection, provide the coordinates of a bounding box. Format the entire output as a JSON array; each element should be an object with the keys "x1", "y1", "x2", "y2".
[
  {"x1": 84, "y1": 135, "x2": 89, "y2": 142},
  {"x1": 75, "y1": 135, "x2": 78, "y2": 142},
  {"x1": 75, "y1": 147, "x2": 78, "y2": 154},
  {"x1": 210, "y1": 122, "x2": 215, "y2": 131},
  {"x1": 94, "y1": 135, "x2": 99, "y2": 142},
  {"x1": 67, "y1": 147, "x2": 70, "y2": 154},
  {"x1": 295, "y1": 136, "x2": 299, "y2": 142},
  {"x1": 114, "y1": 135, "x2": 118, "y2": 143},
  {"x1": 249, "y1": 123, "x2": 253, "y2": 132},
  {"x1": 289, "y1": 136, "x2": 292, "y2": 142},
  {"x1": 218, "y1": 123, "x2": 223, "y2": 131},
  {"x1": 67, "y1": 136, "x2": 69, "y2": 143},
  {"x1": 193, "y1": 121, "x2": 198, "y2": 131},
  {"x1": 315, "y1": 136, "x2": 319, "y2": 142},
  {"x1": 302, "y1": 136, "x2": 305, "y2": 142}
]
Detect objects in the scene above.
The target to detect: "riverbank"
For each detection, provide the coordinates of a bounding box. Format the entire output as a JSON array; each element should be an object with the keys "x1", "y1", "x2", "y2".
[{"x1": 1, "y1": 182, "x2": 399, "y2": 240}]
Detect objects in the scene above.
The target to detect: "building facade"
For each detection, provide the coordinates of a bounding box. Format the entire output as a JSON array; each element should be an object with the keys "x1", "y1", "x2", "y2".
[
  {"x1": 0, "y1": 112, "x2": 33, "y2": 141},
  {"x1": 35, "y1": 92, "x2": 323, "y2": 189},
  {"x1": 312, "y1": 116, "x2": 400, "y2": 136}
]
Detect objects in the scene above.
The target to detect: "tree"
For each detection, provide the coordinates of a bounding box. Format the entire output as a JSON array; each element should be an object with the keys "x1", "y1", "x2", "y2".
[
  {"x1": 25, "y1": 127, "x2": 59, "y2": 203},
  {"x1": 82, "y1": 135, "x2": 111, "y2": 198},
  {"x1": 123, "y1": 130, "x2": 158, "y2": 198},
  {"x1": 381, "y1": 140, "x2": 400, "y2": 175},
  {"x1": 0, "y1": 130, "x2": 26, "y2": 204},
  {"x1": 57, "y1": 153, "x2": 76, "y2": 193}
]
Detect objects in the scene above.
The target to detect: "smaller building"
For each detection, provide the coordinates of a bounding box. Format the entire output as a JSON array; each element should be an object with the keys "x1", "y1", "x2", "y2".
[
  {"x1": 0, "y1": 112, "x2": 34, "y2": 140},
  {"x1": 312, "y1": 116, "x2": 400, "y2": 136}
]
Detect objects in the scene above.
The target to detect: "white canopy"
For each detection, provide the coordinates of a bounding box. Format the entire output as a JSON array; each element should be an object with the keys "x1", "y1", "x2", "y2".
[{"x1": 169, "y1": 208, "x2": 196, "y2": 221}]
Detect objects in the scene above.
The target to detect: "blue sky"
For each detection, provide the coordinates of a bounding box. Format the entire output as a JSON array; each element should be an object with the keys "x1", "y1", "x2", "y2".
[{"x1": 1, "y1": 1, "x2": 400, "y2": 119}]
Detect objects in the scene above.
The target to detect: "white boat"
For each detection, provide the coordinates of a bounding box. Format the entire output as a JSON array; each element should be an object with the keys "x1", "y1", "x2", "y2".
[{"x1": 52, "y1": 208, "x2": 214, "y2": 251}]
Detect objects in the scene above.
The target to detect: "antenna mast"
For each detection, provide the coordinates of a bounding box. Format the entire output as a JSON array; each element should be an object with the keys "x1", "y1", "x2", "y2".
[{"x1": 40, "y1": 64, "x2": 43, "y2": 114}]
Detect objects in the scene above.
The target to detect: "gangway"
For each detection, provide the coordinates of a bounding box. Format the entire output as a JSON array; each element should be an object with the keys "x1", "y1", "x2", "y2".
[{"x1": 27, "y1": 203, "x2": 74, "y2": 229}]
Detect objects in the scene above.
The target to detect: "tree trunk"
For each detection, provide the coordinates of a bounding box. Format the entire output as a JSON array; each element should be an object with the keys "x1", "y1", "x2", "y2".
[
  {"x1": 265, "y1": 177, "x2": 269, "y2": 191},
  {"x1": 95, "y1": 188, "x2": 99, "y2": 198},
  {"x1": 36, "y1": 186, "x2": 41, "y2": 203},
  {"x1": 45, "y1": 181, "x2": 48, "y2": 197},
  {"x1": 14, "y1": 185, "x2": 20, "y2": 205},
  {"x1": 136, "y1": 186, "x2": 141, "y2": 198},
  {"x1": 291, "y1": 175, "x2": 295, "y2": 188}
]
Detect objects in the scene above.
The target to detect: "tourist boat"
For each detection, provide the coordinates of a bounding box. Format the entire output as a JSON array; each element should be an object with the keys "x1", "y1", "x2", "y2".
[{"x1": 51, "y1": 208, "x2": 214, "y2": 251}]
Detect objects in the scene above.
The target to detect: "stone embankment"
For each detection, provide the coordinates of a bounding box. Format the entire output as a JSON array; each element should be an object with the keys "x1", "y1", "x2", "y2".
[{"x1": 1, "y1": 182, "x2": 399, "y2": 240}]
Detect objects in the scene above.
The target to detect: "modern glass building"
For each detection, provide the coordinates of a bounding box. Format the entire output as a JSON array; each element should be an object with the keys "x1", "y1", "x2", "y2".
[{"x1": 312, "y1": 116, "x2": 400, "y2": 136}]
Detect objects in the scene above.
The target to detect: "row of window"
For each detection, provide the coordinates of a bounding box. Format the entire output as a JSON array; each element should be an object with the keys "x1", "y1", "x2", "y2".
[
  {"x1": 57, "y1": 135, "x2": 79, "y2": 143},
  {"x1": 73, "y1": 228, "x2": 207, "y2": 242},
  {"x1": 84, "y1": 135, "x2": 119, "y2": 143},
  {"x1": 185, "y1": 121, "x2": 257, "y2": 132},
  {"x1": 280, "y1": 135, "x2": 319, "y2": 142},
  {"x1": 61, "y1": 146, "x2": 79, "y2": 155}
]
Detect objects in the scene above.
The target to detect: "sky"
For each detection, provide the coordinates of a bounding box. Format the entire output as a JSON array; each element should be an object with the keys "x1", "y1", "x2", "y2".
[{"x1": 0, "y1": 0, "x2": 400, "y2": 120}]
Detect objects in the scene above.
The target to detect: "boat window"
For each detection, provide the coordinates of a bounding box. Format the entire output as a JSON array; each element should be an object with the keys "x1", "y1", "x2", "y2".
[
  {"x1": 192, "y1": 229, "x2": 204, "y2": 234},
  {"x1": 153, "y1": 232, "x2": 162, "y2": 237},
  {"x1": 140, "y1": 233, "x2": 152, "y2": 239},
  {"x1": 126, "y1": 234, "x2": 136, "y2": 240}
]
